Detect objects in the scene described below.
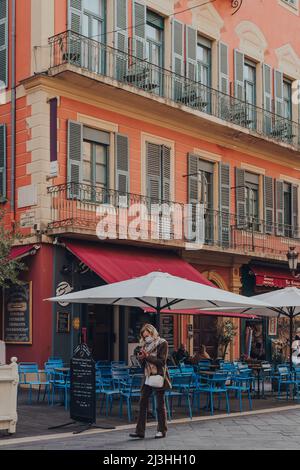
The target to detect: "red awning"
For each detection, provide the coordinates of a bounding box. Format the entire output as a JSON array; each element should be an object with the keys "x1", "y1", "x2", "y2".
[
  {"x1": 251, "y1": 265, "x2": 300, "y2": 289},
  {"x1": 65, "y1": 241, "x2": 213, "y2": 286},
  {"x1": 9, "y1": 244, "x2": 39, "y2": 260}
]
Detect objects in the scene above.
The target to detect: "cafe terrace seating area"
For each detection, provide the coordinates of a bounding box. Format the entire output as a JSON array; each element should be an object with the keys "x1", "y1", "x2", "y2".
[{"x1": 16, "y1": 357, "x2": 300, "y2": 425}]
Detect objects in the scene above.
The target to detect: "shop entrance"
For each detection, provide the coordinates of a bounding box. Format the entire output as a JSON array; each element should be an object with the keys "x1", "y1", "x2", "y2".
[
  {"x1": 193, "y1": 316, "x2": 218, "y2": 359},
  {"x1": 86, "y1": 304, "x2": 114, "y2": 361}
]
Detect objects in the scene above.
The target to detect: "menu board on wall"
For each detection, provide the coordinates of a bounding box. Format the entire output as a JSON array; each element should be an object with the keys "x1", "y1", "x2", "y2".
[
  {"x1": 3, "y1": 282, "x2": 32, "y2": 344},
  {"x1": 160, "y1": 315, "x2": 174, "y2": 351}
]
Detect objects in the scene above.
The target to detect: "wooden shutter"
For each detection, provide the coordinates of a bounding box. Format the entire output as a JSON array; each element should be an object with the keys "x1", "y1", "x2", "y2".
[
  {"x1": 275, "y1": 180, "x2": 284, "y2": 236},
  {"x1": 147, "y1": 142, "x2": 161, "y2": 201},
  {"x1": 219, "y1": 163, "x2": 230, "y2": 247},
  {"x1": 235, "y1": 168, "x2": 246, "y2": 227},
  {"x1": 68, "y1": 0, "x2": 83, "y2": 33},
  {"x1": 234, "y1": 49, "x2": 245, "y2": 101},
  {"x1": 115, "y1": 134, "x2": 129, "y2": 194},
  {"x1": 172, "y1": 19, "x2": 184, "y2": 100},
  {"x1": 133, "y1": 0, "x2": 146, "y2": 60},
  {"x1": 0, "y1": 123, "x2": 6, "y2": 200},
  {"x1": 264, "y1": 176, "x2": 274, "y2": 234},
  {"x1": 188, "y1": 154, "x2": 199, "y2": 204},
  {"x1": 0, "y1": 0, "x2": 8, "y2": 88},
  {"x1": 274, "y1": 70, "x2": 283, "y2": 117},
  {"x1": 162, "y1": 146, "x2": 171, "y2": 201},
  {"x1": 263, "y1": 64, "x2": 272, "y2": 134},
  {"x1": 185, "y1": 25, "x2": 197, "y2": 81},
  {"x1": 114, "y1": 0, "x2": 128, "y2": 80},
  {"x1": 67, "y1": 120, "x2": 83, "y2": 199},
  {"x1": 219, "y1": 42, "x2": 229, "y2": 94},
  {"x1": 292, "y1": 184, "x2": 299, "y2": 238}
]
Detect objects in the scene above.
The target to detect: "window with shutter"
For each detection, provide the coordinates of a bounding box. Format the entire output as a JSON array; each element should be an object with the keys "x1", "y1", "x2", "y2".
[
  {"x1": 219, "y1": 163, "x2": 230, "y2": 247},
  {"x1": 172, "y1": 19, "x2": 184, "y2": 101},
  {"x1": 235, "y1": 168, "x2": 246, "y2": 228},
  {"x1": 133, "y1": 0, "x2": 146, "y2": 60},
  {"x1": 146, "y1": 142, "x2": 171, "y2": 203},
  {"x1": 115, "y1": 133, "x2": 129, "y2": 204},
  {"x1": 114, "y1": 0, "x2": 128, "y2": 80},
  {"x1": 0, "y1": 0, "x2": 8, "y2": 89},
  {"x1": 263, "y1": 64, "x2": 273, "y2": 136},
  {"x1": 219, "y1": 42, "x2": 230, "y2": 119},
  {"x1": 186, "y1": 25, "x2": 197, "y2": 82},
  {"x1": 68, "y1": 120, "x2": 83, "y2": 199},
  {"x1": 274, "y1": 70, "x2": 284, "y2": 117},
  {"x1": 234, "y1": 49, "x2": 245, "y2": 101},
  {"x1": 275, "y1": 180, "x2": 284, "y2": 236},
  {"x1": 264, "y1": 176, "x2": 274, "y2": 234},
  {"x1": 0, "y1": 123, "x2": 6, "y2": 201},
  {"x1": 292, "y1": 184, "x2": 298, "y2": 238}
]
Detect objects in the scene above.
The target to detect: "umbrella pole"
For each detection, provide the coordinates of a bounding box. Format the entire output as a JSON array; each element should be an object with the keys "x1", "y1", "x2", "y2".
[
  {"x1": 289, "y1": 310, "x2": 293, "y2": 370},
  {"x1": 156, "y1": 298, "x2": 161, "y2": 333}
]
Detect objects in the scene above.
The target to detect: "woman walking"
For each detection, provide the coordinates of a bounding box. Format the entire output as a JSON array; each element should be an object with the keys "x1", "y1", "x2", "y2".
[{"x1": 129, "y1": 324, "x2": 171, "y2": 439}]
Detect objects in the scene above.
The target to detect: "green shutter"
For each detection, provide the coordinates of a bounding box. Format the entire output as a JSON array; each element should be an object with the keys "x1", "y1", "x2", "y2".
[
  {"x1": 133, "y1": 0, "x2": 146, "y2": 60},
  {"x1": 274, "y1": 70, "x2": 283, "y2": 117},
  {"x1": 187, "y1": 153, "x2": 199, "y2": 239},
  {"x1": 114, "y1": 0, "x2": 128, "y2": 80},
  {"x1": 219, "y1": 42, "x2": 229, "y2": 94},
  {"x1": 115, "y1": 133, "x2": 129, "y2": 195},
  {"x1": 67, "y1": 120, "x2": 83, "y2": 199},
  {"x1": 68, "y1": 0, "x2": 83, "y2": 33},
  {"x1": 264, "y1": 176, "x2": 274, "y2": 234},
  {"x1": 185, "y1": 25, "x2": 197, "y2": 81},
  {"x1": 234, "y1": 49, "x2": 245, "y2": 101},
  {"x1": 275, "y1": 180, "x2": 284, "y2": 236},
  {"x1": 172, "y1": 19, "x2": 184, "y2": 100},
  {"x1": 235, "y1": 167, "x2": 246, "y2": 227},
  {"x1": 263, "y1": 64, "x2": 273, "y2": 135},
  {"x1": 162, "y1": 146, "x2": 171, "y2": 201},
  {"x1": 292, "y1": 184, "x2": 298, "y2": 238},
  {"x1": 219, "y1": 163, "x2": 231, "y2": 247},
  {"x1": 147, "y1": 142, "x2": 161, "y2": 202},
  {"x1": 0, "y1": 123, "x2": 6, "y2": 201},
  {"x1": 0, "y1": 0, "x2": 8, "y2": 88}
]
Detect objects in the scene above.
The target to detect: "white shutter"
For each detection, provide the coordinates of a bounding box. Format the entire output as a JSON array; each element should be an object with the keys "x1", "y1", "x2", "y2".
[
  {"x1": 219, "y1": 42, "x2": 229, "y2": 94},
  {"x1": 263, "y1": 64, "x2": 273, "y2": 135},
  {"x1": 185, "y1": 25, "x2": 197, "y2": 81},
  {"x1": 0, "y1": 0, "x2": 8, "y2": 88},
  {"x1": 234, "y1": 49, "x2": 245, "y2": 101},
  {"x1": 274, "y1": 69, "x2": 283, "y2": 117},
  {"x1": 172, "y1": 19, "x2": 184, "y2": 101},
  {"x1": 114, "y1": 0, "x2": 128, "y2": 80},
  {"x1": 133, "y1": 0, "x2": 146, "y2": 60},
  {"x1": 67, "y1": 120, "x2": 83, "y2": 199}
]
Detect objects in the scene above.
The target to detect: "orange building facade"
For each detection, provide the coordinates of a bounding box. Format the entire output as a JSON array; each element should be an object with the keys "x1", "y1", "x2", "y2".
[{"x1": 1, "y1": 0, "x2": 300, "y2": 365}]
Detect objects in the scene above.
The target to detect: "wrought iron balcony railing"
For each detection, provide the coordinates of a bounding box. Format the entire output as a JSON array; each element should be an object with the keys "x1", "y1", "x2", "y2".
[
  {"x1": 47, "y1": 182, "x2": 300, "y2": 258},
  {"x1": 48, "y1": 30, "x2": 300, "y2": 150}
]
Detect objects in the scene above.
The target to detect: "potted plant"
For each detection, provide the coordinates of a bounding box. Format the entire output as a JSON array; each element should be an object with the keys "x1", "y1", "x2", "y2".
[{"x1": 217, "y1": 320, "x2": 238, "y2": 360}]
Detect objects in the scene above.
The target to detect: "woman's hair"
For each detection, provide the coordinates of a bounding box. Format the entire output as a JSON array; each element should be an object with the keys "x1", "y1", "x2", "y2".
[{"x1": 140, "y1": 323, "x2": 159, "y2": 342}]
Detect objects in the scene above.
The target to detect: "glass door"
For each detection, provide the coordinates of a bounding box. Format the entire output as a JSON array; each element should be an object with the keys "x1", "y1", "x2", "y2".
[
  {"x1": 146, "y1": 19, "x2": 163, "y2": 95},
  {"x1": 244, "y1": 61, "x2": 256, "y2": 129},
  {"x1": 82, "y1": 0, "x2": 105, "y2": 74},
  {"x1": 197, "y1": 38, "x2": 212, "y2": 113}
]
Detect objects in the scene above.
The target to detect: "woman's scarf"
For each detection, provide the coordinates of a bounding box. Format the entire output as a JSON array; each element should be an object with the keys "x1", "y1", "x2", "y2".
[{"x1": 142, "y1": 336, "x2": 165, "y2": 377}]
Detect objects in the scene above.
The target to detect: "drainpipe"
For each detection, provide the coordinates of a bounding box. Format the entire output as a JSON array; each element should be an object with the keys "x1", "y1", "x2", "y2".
[{"x1": 10, "y1": 0, "x2": 16, "y2": 224}]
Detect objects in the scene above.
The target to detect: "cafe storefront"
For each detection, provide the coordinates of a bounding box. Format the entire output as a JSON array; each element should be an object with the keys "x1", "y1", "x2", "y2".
[{"x1": 241, "y1": 264, "x2": 300, "y2": 362}]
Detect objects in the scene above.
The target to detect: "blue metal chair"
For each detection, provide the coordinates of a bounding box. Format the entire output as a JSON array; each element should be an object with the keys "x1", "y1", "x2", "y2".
[
  {"x1": 195, "y1": 372, "x2": 230, "y2": 415},
  {"x1": 275, "y1": 365, "x2": 298, "y2": 400},
  {"x1": 51, "y1": 369, "x2": 70, "y2": 410},
  {"x1": 227, "y1": 370, "x2": 254, "y2": 411},
  {"x1": 47, "y1": 357, "x2": 64, "y2": 365},
  {"x1": 165, "y1": 374, "x2": 193, "y2": 420},
  {"x1": 18, "y1": 363, "x2": 50, "y2": 404},
  {"x1": 119, "y1": 375, "x2": 144, "y2": 422}
]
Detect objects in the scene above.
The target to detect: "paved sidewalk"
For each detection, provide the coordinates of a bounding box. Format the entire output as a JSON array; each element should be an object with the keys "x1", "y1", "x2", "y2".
[{"x1": 2, "y1": 407, "x2": 300, "y2": 450}]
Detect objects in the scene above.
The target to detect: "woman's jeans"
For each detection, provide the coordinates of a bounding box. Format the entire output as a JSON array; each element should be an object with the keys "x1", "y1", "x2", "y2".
[{"x1": 136, "y1": 384, "x2": 168, "y2": 436}]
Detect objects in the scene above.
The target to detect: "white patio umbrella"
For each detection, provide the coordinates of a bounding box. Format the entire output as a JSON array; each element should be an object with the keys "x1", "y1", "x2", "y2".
[
  {"x1": 47, "y1": 271, "x2": 271, "y2": 322},
  {"x1": 203, "y1": 287, "x2": 300, "y2": 368}
]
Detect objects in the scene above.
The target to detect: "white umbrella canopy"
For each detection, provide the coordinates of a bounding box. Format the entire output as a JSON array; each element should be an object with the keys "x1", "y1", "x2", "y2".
[
  {"x1": 47, "y1": 271, "x2": 271, "y2": 311},
  {"x1": 202, "y1": 287, "x2": 300, "y2": 367}
]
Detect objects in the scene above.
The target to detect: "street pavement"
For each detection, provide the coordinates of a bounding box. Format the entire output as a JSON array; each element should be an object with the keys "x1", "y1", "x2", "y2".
[{"x1": 2, "y1": 408, "x2": 300, "y2": 450}]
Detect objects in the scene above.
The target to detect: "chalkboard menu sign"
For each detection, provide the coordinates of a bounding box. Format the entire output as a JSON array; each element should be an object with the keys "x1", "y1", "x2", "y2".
[
  {"x1": 160, "y1": 315, "x2": 174, "y2": 351},
  {"x1": 3, "y1": 282, "x2": 32, "y2": 344},
  {"x1": 70, "y1": 343, "x2": 96, "y2": 424},
  {"x1": 56, "y1": 312, "x2": 70, "y2": 334}
]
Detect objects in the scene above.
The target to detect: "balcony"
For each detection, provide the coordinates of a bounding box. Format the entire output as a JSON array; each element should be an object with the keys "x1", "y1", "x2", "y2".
[
  {"x1": 48, "y1": 31, "x2": 300, "y2": 152},
  {"x1": 47, "y1": 182, "x2": 300, "y2": 261}
]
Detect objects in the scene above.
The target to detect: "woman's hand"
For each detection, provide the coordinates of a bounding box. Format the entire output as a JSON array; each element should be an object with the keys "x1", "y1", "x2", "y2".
[{"x1": 138, "y1": 349, "x2": 149, "y2": 359}]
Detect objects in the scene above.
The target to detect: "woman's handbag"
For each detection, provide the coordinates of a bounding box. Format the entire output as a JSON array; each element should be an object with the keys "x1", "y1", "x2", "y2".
[{"x1": 145, "y1": 374, "x2": 164, "y2": 388}]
